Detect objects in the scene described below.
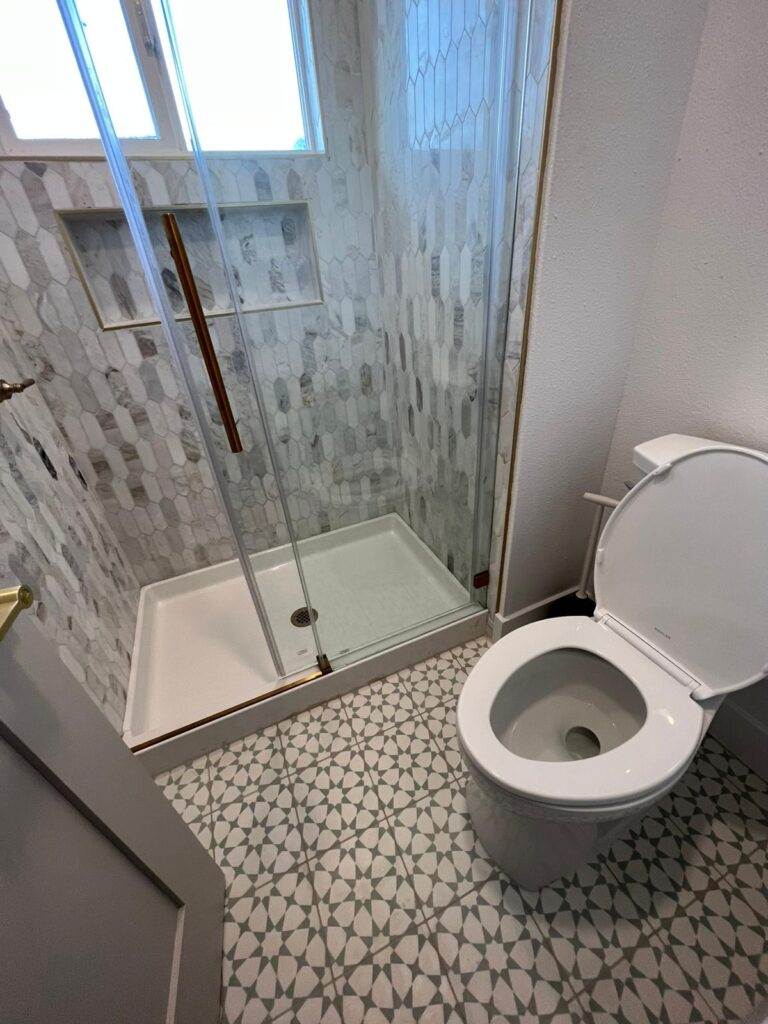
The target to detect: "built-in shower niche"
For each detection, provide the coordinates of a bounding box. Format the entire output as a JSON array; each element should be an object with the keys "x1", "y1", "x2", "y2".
[{"x1": 60, "y1": 201, "x2": 322, "y2": 331}]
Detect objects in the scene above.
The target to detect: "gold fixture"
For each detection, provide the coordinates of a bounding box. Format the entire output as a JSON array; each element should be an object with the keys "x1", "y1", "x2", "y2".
[
  {"x1": 0, "y1": 584, "x2": 33, "y2": 643},
  {"x1": 161, "y1": 212, "x2": 244, "y2": 454},
  {"x1": 0, "y1": 378, "x2": 35, "y2": 404}
]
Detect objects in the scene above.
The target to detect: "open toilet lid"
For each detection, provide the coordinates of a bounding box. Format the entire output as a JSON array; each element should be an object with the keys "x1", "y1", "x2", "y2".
[{"x1": 594, "y1": 445, "x2": 768, "y2": 700}]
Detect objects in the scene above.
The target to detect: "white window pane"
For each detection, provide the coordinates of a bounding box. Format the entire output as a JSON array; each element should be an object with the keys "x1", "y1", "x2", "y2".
[
  {"x1": 156, "y1": 0, "x2": 308, "y2": 152},
  {"x1": 0, "y1": 0, "x2": 155, "y2": 140}
]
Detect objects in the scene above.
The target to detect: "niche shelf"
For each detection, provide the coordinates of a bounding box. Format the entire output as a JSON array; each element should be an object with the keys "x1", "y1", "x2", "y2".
[{"x1": 59, "y1": 200, "x2": 322, "y2": 332}]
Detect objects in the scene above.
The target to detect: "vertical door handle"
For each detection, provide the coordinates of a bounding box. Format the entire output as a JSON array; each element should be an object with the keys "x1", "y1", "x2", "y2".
[
  {"x1": 162, "y1": 212, "x2": 243, "y2": 454},
  {"x1": 0, "y1": 583, "x2": 33, "y2": 643}
]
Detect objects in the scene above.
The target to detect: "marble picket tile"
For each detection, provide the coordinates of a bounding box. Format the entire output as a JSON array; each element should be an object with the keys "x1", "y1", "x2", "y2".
[
  {"x1": 310, "y1": 820, "x2": 420, "y2": 978},
  {"x1": 429, "y1": 877, "x2": 577, "y2": 1024},
  {"x1": 211, "y1": 778, "x2": 303, "y2": 897},
  {"x1": 360, "y1": 717, "x2": 458, "y2": 812},
  {"x1": 576, "y1": 929, "x2": 720, "y2": 1024},
  {"x1": 342, "y1": 673, "x2": 419, "y2": 740},
  {"x1": 278, "y1": 698, "x2": 356, "y2": 772},
  {"x1": 335, "y1": 924, "x2": 463, "y2": 1024},
  {"x1": 390, "y1": 781, "x2": 495, "y2": 918},
  {"x1": 207, "y1": 725, "x2": 286, "y2": 807},
  {"x1": 154, "y1": 754, "x2": 213, "y2": 849},
  {"x1": 222, "y1": 865, "x2": 332, "y2": 1024},
  {"x1": 292, "y1": 748, "x2": 383, "y2": 855}
]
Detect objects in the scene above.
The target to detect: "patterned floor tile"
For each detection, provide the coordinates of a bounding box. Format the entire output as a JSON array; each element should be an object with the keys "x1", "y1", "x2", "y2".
[
  {"x1": 576, "y1": 929, "x2": 719, "y2": 1023},
  {"x1": 650, "y1": 873, "x2": 768, "y2": 1022},
  {"x1": 335, "y1": 924, "x2": 463, "y2": 1024},
  {"x1": 342, "y1": 673, "x2": 418, "y2": 740},
  {"x1": 391, "y1": 781, "x2": 495, "y2": 917},
  {"x1": 407, "y1": 652, "x2": 468, "y2": 714},
  {"x1": 222, "y1": 866, "x2": 331, "y2": 1024},
  {"x1": 311, "y1": 821, "x2": 420, "y2": 977},
  {"x1": 293, "y1": 748, "x2": 383, "y2": 854},
  {"x1": 279, "y1": 698, "x2": 356, "y2": 772},
  {"x1": 271, "y1": 989, "x2": 342, "y2": 1024},
  {"x1": 665, "y1": 767, "x2": 768, "y2": 880},
  {"x1": 154, "y1": 754, "x2": 212, "y2": 848},
  {"x1": 430, "y1": 877, "x2": 576, "y2": 1023},
  {"x1": 421, "y1": 704, "x2": 464, "y2": 776},
  {"x1": 153, "y1": 641, "x2": 768, "y2": 1024},
  {"x1": 526, "y1": 858, "x2": 648, "y2": 996},
  {"x1": 208, "y1": 725, "x2": 286, "y2": 808},
  {"x1": 449, "y1": 636, "x2": 491, "y2": 672},
  {"x1": 603, "y1": 810, "x2": 714, "y2": 923},
  {"x1": 212, "y1": 778, "x2": 303, "y2": 897},
  {"x1": 361, "y1": 718, "x2": 458, "y2": 812}
]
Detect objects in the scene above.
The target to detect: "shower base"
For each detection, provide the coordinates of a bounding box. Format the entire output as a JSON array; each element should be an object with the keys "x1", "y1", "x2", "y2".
[{"x1": 124, "y1": 513, "x2": 477, "y2": 750}]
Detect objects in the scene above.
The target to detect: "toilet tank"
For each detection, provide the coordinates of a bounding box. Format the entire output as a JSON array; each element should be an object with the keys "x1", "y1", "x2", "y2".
[{"x1": 631, "y1": 434, "x2": 736, "y2": 482}]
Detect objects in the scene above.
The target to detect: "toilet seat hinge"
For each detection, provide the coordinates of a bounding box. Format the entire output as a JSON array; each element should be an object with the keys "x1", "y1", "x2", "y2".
[{"x1": 597, "y1": 613, "x2": 702, "y2": 694}]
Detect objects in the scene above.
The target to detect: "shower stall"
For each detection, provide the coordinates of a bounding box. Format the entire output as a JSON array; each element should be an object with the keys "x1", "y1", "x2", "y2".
[{"x1": 4, "y1": 0, "x2": 545, "y2": 756}]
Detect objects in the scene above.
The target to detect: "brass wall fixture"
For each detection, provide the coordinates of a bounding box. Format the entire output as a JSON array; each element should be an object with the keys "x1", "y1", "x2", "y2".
[
  {"x1": 161, "y1": 212, "x2": 244, "y2": 454},
  {"x1": 0, "y1": 584, "x2": 33, "y2": 643},
  {"x1": 0, "y1": 378, "x2": 35, "y2": 404}
]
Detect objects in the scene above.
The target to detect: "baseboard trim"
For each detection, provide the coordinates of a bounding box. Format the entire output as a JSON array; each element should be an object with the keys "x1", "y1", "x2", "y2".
[
  {"x1": 710, "y1": 699, "x2": 768, "y2": 782},
  {"x1": 491, "y1": 587, "x2": 579, "y2": 640}
]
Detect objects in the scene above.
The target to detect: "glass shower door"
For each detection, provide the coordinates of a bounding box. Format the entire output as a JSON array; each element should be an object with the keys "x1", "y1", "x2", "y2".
[
  {"x1": 149, "y1": 0, "x2": 508, "y2": 670},
  {"x1": 57, "y1": 0, "x2": 330, "y2": 713},
  {"x1": 58, "y1": 0, "x2": 518, "y2": 693}
]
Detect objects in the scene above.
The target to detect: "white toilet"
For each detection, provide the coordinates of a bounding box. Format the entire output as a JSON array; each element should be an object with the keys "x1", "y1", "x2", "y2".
[{"x1": 457, "y1": 436, "x2": 768, "y2": 888}]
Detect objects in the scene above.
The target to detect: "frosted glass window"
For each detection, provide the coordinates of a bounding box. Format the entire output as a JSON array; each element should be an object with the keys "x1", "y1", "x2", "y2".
[
  {"x1": 0, "y1": 0, "x2": 156, "y2": 140},
  {"x1": 154, "y1": 0, "x2": 313, "y2": 152}
]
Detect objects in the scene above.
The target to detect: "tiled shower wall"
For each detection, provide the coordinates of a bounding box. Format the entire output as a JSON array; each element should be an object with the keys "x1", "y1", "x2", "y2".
[
  {"x1": 0, "y1": 318, "x2": 138, "y2": 729},
  {"x1": 360, "y1": 0, "x2": 506, "y2": 588},
  {"x1": 0, "y1": 0, "x2": 393, "y2": 588}
]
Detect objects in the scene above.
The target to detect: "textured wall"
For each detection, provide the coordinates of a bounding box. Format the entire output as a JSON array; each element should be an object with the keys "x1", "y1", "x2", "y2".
[{"x1": 0, "y1": 319, "x2": 138, "y2": 729}]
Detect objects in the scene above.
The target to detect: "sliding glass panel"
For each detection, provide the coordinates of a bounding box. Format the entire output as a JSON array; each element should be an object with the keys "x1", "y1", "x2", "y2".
[
  {"x1": 147, "y1": 0, "x2": 522, "y2": 670},
  {"x1": 59, "y1": 0, "x2": 524, "y2": 694},
  {"x1": 57, "y1": 0, "x2": 325, "y2": 748}
]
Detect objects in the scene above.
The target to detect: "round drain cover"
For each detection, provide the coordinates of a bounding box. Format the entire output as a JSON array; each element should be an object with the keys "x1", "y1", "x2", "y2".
[
  {"x1": 290, "y1": 606, "x2": 318, "y2": 628},
  {"x1": 564, "y1": 726, "x2": 601, "y2": 760}
]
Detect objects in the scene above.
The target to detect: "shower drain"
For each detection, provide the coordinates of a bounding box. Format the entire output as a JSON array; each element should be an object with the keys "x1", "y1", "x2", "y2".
[{"x1": 290, "y1": 606, "x2": 319, "y2": 628}]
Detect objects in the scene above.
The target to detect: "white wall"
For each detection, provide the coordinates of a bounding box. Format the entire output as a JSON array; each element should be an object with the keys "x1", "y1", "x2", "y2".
[
  {"x1": 499, "y1": 0, "x2": 708, "y2": 621},
  {"x1": 602, "y1": 0, "x2": 768, "y2": 495},
  {"x1": 599, "y1": 0, "x2": 768, "y2": 768}
]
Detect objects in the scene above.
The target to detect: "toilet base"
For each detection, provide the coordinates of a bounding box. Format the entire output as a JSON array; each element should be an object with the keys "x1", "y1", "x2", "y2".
[{"x1": 465, "y1": 768, "x2": 644, "y2": 889}]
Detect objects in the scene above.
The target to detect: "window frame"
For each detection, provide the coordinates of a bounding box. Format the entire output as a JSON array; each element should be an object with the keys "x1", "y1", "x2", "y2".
[{"x1": 0, "y1": 0, "x2": 325, "y2": 160}]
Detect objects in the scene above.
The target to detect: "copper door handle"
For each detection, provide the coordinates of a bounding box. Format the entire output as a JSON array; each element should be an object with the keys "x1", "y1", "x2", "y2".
[{"x1": 161, "y1": 212, "x2": 243, "y2": 454}]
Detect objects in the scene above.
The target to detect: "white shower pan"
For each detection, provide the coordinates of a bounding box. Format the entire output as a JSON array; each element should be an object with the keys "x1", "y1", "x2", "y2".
[{"x1": 124, "y1": 513, "x2": 474, "y2": 749}]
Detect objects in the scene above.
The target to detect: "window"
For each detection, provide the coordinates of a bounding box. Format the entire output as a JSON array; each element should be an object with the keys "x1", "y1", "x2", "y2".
[{"x1": 0, "y1": 0, "x2": 323, "y2": 158}]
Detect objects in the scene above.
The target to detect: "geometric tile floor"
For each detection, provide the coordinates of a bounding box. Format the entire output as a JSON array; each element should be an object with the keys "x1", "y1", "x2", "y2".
[{"x1": 156, "y1": 636, "x2": 768, "y2": 1023}]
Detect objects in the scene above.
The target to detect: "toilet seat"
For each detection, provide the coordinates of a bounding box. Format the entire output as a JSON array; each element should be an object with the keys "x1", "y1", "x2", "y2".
[{"x1": 458, "y1": 616, "x2": 704, "y2": 809}]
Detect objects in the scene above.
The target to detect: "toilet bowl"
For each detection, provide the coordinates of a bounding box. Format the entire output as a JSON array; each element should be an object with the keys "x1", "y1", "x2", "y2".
[{"x1": 458, "y1": 441, "x2": 768, "y2": 888}]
